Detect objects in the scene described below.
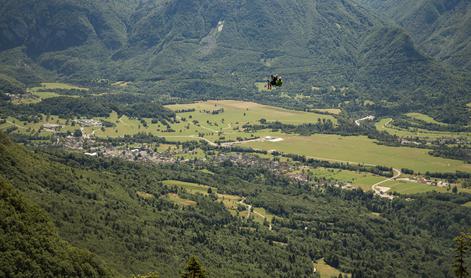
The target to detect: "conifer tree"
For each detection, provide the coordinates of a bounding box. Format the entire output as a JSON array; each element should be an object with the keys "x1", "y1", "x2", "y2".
[
  {"x1": 454, "y1": 233, "x2": 470, "y2": 278},
  {"x1": 181, "y1": 256, "x2": 207, "y2": 278}
]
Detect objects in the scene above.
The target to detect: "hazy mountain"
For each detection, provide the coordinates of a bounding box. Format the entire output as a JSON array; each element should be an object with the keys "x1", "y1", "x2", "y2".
[
  {"x1": 0, "y1": 0, "x2": 469, "y2": 122},
  {"x1": 358, "y1": 0, "x2": 471, "y2": 70}
]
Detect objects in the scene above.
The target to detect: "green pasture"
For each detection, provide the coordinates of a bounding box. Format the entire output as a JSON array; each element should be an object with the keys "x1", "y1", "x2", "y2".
[
  {"x1": 166, "y1": 193, "x2": 197, "y2": 207},
  {"x1": 5, "y1": 99, "x2": 471, "y2": 175},
  {"x1": 161, "y1": 179, "x2": 275, "y2": 223},
  {"x1": 89, "y1": 100, "x2": 337, "y2": 142},
  {"x1": 405, "y1": 112, "x2": 447, "y2": 125},
  {"x1": 30, "y1": 91, "x2": 61, "y2": 99},
  {"x1": 252, "y1": 207, "x2": 275, "y2": 224},
  {"x1": 166, "y1": 100, "x2": 336, "y2": 125},
  {"x1": 38, "y1": 82, "x2": 89, "y2": 91},
  {"x1": 310, "y1": 167, "x2": 384, "y2": 191},
  {"x1": 246, "y1": 134, "x2": 471, "y2": 173},
  {"x1": 376, "y1": 118, "x2": 470, "y2": 139},
  {"x1": 0, "y1": 116, "x2": 77, "y2": 136},
  {"x1": 314, "y1": 258, "x2": 350, "y2": 278},
  {"x1": 382, "y1": 180, "x2": 447, "y2": 194},
  {"x1": 313, "y1": 108, "x2": 342, "y2": 115},
  {"x1": 162, "y1": 180, "x2": 214, "y2": 195}
]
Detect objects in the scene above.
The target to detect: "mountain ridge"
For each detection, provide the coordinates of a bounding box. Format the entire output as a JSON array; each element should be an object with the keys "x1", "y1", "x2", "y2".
[{"x1": 0, "y1": 0, "x2": 469, "y2": 124}]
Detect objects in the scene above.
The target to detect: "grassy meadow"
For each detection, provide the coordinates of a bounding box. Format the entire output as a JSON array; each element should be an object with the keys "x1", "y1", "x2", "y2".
[
  {"x1": 382, "y1": 180, "x2": 448, "y2": 194},
  {"x1": 162, "y1": 180, "x2": 214, "y2": 195},
  {"x1": 313, "y1": 108, "x2": 342, "y2": 115},
  {"x1": 405, "y1": 112, "x2": 447, "y2": 125},
  {"x1": 162, "y1": 179, "x2": 275, "y2": 222},
  {"x1": 376, "y1": 118, "x2": 471, "y2": 139},
  {"x1": 310, "y1": 168, "x2": 385, "y2": 191},
  {"x1": 3, "y1": 97, "x2": 471, "y2": 176},
  {"x1": 167, "y1": 100, "x2": 336, "y2": 125},
  {"x1": 314, "y1": 258, "x2": 350, "y2": 278},
  {"x1": 246, "y1": 135, "x2": 471, "y2": 173}
]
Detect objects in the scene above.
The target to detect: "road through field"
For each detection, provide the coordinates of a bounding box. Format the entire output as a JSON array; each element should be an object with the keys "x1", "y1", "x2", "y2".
[{"x1": 371, "y1": 168, "x2": 401, "y2": 199}]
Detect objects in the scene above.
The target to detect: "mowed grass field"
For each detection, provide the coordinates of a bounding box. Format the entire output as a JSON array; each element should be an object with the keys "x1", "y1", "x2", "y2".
[
  {"x1": 167, "y1": 100, "x2": 336, "y2": 125},
  {"x1": 87, "y1": 100, "x2": 335, "y2": 142},
  {"x1": 376, "y1": 118, "x2": 471, "y2": 139},
  {"x1": 405, "y1": 112, "x2": 447, "y2": 126},
  {"x1": 38, "y1": 82, "x2": 89, "y2": 91},
  {"x1": 383, "y1": 180, "x2": 471, "y2": 194},
  {"x1": 310, "y1": 168, "x2": 384, "y2": 191},
  {"x1": 313, "y1": 108, "x2": 342, "y2": 115},
  {"x1": 382, "y1": 180, "x2": 448, "y2": 194},
  {"x1": 246, "y1": 135, "x2": 471, "y2": 173}
]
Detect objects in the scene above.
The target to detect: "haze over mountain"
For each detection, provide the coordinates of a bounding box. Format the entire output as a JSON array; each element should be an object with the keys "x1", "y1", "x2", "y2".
[{"x1": 1, "y1": 1, "x2": 471, "y2": 277}]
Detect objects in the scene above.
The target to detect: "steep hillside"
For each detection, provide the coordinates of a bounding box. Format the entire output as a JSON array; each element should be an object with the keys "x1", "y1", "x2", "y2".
[
  {"x1": 0, "y1": 176, "x2": 113, "y2": 277},
  {"x1": 0, "y1": 131, "x2": 470, "y2": 277},
  {"x1": 358, "y1": 0, "x2": 471, "y2": 70}
]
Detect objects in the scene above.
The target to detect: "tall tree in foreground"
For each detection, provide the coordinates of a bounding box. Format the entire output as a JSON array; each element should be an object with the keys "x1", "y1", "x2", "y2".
[
  {"x1": 181, "y1": 256, "x2": 207, "y2": 278},
  {"x1": 454, "y1": 232, "x2": 470, "y2": 278}
]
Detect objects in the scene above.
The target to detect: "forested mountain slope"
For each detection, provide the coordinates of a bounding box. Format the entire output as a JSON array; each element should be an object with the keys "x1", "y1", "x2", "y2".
[
  {"x1": 0, "y1": 0, "x2": 469, "y2": 124},
  {"x1": 358, "y1": 0, "x2": 471, "y2": 70},
  {"x1": 0, "y1": 176, "x2": 113, "y2": 277},
  {"x1": 0, "y1": 131, "x2": 470, "y2": 277}
]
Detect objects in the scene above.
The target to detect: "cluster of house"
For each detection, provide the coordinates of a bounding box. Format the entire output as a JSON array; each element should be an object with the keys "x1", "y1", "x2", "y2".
[
  {"x1": 213, "y1": 153, "x2": 295, "y2": 173},
  {"x1": 101, "y1": 146, "x2": 178, "y2": 164}
]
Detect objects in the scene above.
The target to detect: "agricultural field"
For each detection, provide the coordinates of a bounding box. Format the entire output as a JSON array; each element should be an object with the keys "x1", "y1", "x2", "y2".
[
  {"x1": 405, "y1": 112, "x2": 448, "y2": 125},
  {"x1": 10, "y1": 82, "x2": 90, "y2": 104},
  {"x1": 3, "y1": 99, "x2": 471, "y2": 176},
  {"x1": 382, "y1": 179, "x2": 471, "y2": 195},
  {"x1": 36, "y1": 82, "x2": 89, "y2": 91},
  {"x1": 30, "y1": 91, "x2": 62, "y2": 99},
  {"x1": 28, "y1": 82, "x2": 88, "y2": 99},
  {"x1": 376, "y1": 118, "x2": 471, "y2": 139},
  {"x1": 166, "y1": 193, "x2": 197, "y2": 207},
  {"x1": 382, "y1": 180, "x2": 448, "y2": 194},
  {"x1": 0, "y1": 116, "x2": 77, "y2": 136},
  {"x1": 162, "y1": 179, "x2": 274, "y2": 222},
  {"x1": 310, "y1": 168, "x2": 384, "y2": 191},
  {"x1": 162, "y1": 180, "x2": 214, "y2": 195},
  {"x1": 167, "y1": 100, "x2": 336, "y2": 125},
  {"x1": 76, "y1": 100, "x2": 334, "y2": 142},
  {"x1": 313, "y1": 258, "x2": 350, "y2": 278},
  {"x1": 246, "y1": 135, "x2": 471, "y2": 173},
  {"x1": 313, "y1": 108, "x2": 342, "y2": 115}
]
